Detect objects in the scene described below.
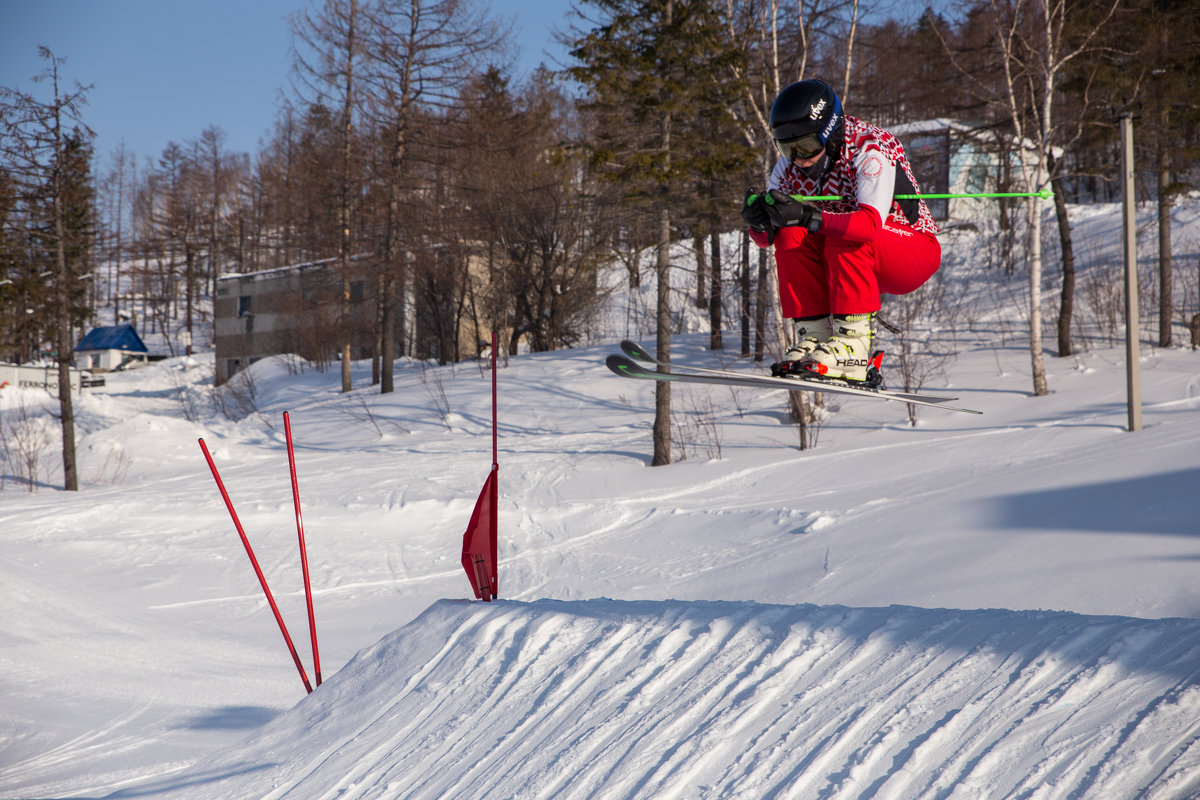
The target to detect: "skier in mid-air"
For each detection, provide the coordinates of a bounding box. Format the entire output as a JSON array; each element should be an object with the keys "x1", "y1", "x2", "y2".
[{"x1": 742, "y1": 79, "x2": 942, "y2": 383}]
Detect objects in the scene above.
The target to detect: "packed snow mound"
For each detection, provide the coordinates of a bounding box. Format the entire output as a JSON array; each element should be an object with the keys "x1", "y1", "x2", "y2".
[{"x1": 114, "y1": 598, "x2": 1200, "y2": 800}]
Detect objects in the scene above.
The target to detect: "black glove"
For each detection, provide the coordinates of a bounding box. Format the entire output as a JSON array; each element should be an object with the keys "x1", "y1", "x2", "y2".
[
  {"x1": 741, "y1": 189, "x2": 773, "y2": 233},
  {"x1": 764, "y1": 189, "x2": 822, "y2": 232}
]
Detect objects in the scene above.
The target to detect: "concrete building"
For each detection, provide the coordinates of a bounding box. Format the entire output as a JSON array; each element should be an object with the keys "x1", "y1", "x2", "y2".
[
  {"x1": 213, "y1": 248, "x2": 504, "y2": 386},
  {"x1": 213, "y1": 257, "x2": 367, "y2": 385}
]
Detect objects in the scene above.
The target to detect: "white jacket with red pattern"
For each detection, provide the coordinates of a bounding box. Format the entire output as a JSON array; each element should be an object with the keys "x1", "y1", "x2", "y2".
[{"x1": 762, "y1": 115, "x2": 940, "y2": 245}]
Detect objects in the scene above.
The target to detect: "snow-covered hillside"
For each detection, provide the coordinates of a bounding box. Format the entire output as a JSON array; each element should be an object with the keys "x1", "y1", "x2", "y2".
[{"x1": 2, "y1": 200, "x2": 1200, "y2": 799}]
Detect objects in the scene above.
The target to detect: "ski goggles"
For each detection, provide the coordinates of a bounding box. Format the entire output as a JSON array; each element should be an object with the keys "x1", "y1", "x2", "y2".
[{"x1": 774, "y1": 133, "x2": 825, "y2": 162}]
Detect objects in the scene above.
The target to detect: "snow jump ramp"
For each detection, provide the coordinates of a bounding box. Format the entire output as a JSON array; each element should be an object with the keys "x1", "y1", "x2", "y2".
[{"x1": 111, "y1": 599, "x2": 1200, "y2": 800}]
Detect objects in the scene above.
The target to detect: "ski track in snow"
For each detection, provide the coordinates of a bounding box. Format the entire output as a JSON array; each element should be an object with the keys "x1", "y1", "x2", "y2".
[{"x1": 112, "y1": 600, "x2": 1200, "y2": 800}]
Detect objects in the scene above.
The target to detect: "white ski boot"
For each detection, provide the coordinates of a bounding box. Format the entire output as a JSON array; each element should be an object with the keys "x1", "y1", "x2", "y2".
[
  {"x1": 804, "y1": 313, "x2": 875, "y2": 382},
  {"x1": 782, "y1": 316, "x2": 832, "y2": 361},
  {"x1": 772, "y1": 316, "x2": 832, "y2": 377}
]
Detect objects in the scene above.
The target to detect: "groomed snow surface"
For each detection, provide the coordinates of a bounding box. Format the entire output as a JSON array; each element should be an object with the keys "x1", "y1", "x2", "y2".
[{"x1": 3, "y1": 200, "x2": 1200, "y2": 799}]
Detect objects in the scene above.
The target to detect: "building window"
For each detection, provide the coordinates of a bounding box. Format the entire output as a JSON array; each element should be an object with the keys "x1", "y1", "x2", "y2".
[
  {"x1": 238, "y1": 295, "x2": 252, "y2": 317},
  {"x1": 906, "y1": 132, "x2": 950, "y2": 221}
]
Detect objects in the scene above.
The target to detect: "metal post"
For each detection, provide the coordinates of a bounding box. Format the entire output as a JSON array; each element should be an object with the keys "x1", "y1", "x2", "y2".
[{"x1": 1120, "y1": 115, "x2": 1142, "y2": 432}]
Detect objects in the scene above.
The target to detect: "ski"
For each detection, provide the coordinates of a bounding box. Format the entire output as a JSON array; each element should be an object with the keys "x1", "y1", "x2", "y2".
[
  {"x1": 608, "y1": 342, "x2": 982, "y2": 415},
  {"x1": 618, "y1": 339, "x2": 963, "y2": 405},
  {"x1": 620, "y1": 339, "x2": 900, "y2": 394}
]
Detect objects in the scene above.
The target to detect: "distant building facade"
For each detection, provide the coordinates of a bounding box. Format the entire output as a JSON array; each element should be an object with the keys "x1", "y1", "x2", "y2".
[
  {"x1": 213, "y1": 251, "x2": 497, "y2": 386},
  {"x1": 891, "y1": 118, "x2": 1019, "y2": 227},
  {"x1": 214, "y1": 257, "x2": 364, "y2": 385}
]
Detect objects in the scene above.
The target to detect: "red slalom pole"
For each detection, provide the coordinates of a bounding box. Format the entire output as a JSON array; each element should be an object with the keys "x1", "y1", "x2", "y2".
[
  {"x1": 283, "y1": 412, "x2": 321, "y2": 687},
  {"x1": 199, "y1": 438, "x2": 314, "y2": 694},
  {"x1": 491, "y1": 330, "x2": 498, "y2": 469},
  {"x1": 489, "y1": 331, "x2": 498, "y2": 593}
]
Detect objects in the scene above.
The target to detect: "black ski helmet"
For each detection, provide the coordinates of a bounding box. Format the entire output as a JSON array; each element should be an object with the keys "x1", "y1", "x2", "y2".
[{"x1": 769, "y1": 79, "x2": 844, "y2": 162}]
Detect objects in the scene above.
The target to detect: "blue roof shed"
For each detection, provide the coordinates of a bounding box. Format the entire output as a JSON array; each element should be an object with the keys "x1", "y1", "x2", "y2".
[{"x1": 75, "y1": 324, "x2": 148, "y2": 354}]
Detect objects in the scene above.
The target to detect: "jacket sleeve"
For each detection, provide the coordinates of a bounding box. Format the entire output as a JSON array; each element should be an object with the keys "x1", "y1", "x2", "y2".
[{"x1": 748, "y1": 227, "x2": 773, "y2": 249}]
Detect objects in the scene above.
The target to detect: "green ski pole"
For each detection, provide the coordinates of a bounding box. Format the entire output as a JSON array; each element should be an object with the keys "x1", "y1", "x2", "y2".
[{"x1": 785, "y1": 189, "x2": 1055, "y2": 202}]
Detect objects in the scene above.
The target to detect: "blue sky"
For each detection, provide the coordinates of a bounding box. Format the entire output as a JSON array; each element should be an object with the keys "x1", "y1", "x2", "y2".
[{"x1": 1, "y1": 0, "x2": 573, "y2": 169}]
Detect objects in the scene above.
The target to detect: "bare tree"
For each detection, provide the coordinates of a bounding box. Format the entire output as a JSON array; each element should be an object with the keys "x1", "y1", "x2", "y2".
[
  {"x1": 883, "y1": 270, "x2": 968, "y2": 425},
  {"x1": 838, "y1": 0, "x2": 860, "y2": 102},
  {"x1": 292, "y1": 0, "x2": 369, "y2": 393},
  {"x1": 462, "y1": 70, "x2": 614, "y2": 352},
  {"x1": 1089, "y1": 0, "x2": 1200, "y2": 348},
  {"x1": 196, "y1": 126, "x2": 233, "y2": 303},
  {"x1": 725, "y1": 0, "x2": 848, "y2": 447},
  {"x1": 99, "y1": 140, "x2": 132, "y2": 323},
  {"x1": 0, "y1": 392, "x2": 53, "y2": 492},
  {"x1": 151, "y1": 141, "x2": 204, "y2": 354},
  {"x1": 359, "y1": 0, "x2": 509, "y2": 391},
  {"x1": 928, "y1": 0, "x2": 1117, "y2": 395}
]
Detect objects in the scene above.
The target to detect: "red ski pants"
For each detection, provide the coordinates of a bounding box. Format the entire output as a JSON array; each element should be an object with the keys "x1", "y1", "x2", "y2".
[{"x1": 771, "y1": 221, "x2": 941, "y2": 318}]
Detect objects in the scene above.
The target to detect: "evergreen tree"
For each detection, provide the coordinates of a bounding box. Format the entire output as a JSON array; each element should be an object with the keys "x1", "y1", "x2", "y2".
[
  {"x1": 1120, "y1": 0, "x2": 1199, "y2": 346},
  {"x1": 0, "y1": 47, "x2": 95, "y2": 490},
  {"x1": 567, "y1": 0, "x2": 752, "y2": 465},
  {"x1": 0, "y1": 167, "x2": 32, "y2": 363}
]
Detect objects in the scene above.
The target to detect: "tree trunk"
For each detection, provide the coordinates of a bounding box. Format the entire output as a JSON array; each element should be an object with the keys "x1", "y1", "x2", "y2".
[
  {"x1": 1158, "y1": 160, "x2": 1172, "y2": 347},
  {"x1": 54, "y1": 150, "x2": 78, "y2": 491},
  {"x1": 754, "y1": 246, "x2": 768, "y2": 361},
  {"x1": 185, "y1": 247, "x2": 195, "y2": 356},
  {"x1": 383, "y1": 121, "x2": 407, "y2": 388},
  {"x1": 652, "y1": 202, "x2": 672, "y2": 466},
  {"x1": 341, "y1": 278, "x2": 352, "y2": 392},
  {"x1": 56, "y1": 358, "x2": 77, "y2": 490},
  {"x1": 372, "y1": 271, "x2": 383, "y2": 385},
  {"x1": 381, "y1": 273, "x2": 395, "y2": 394},
  {"x1": 709, "y1": 229, "x2": 722, "y2": 350},
  {"x1": 766, "y1": 243, "x2": 810, "y2": 442},
  {"x1": 651, "y1": 13, "x2": 673, "y2": 467},
  {"x1": 1028, "y1": 194, "x2": 1049, "y2": 395},
  {"x1": 1051, "y1": 158, "x2": 1075, "y2": 357},
  {"x1": 740, "y1": 229, "x2": 751, "y2": 357},
  {"x1": 339, "y1": 0, "x2": 359, "y2": 394},
  {"x1": 692, "y1": 234, "x2": 706, "y2": 309}
]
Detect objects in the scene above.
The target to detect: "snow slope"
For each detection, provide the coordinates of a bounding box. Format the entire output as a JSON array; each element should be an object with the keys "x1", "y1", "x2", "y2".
[{"x1": 2, "y1": 199, "x2": 1200, "y2": 799}]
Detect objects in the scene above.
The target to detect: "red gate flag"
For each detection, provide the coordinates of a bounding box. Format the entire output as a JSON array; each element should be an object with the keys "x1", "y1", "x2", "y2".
[
  {"x1": 460, "y1": 331, "x2": 500, "y2": 601},
  {"x1": 461, "y1": 465, "x2": 498, "y2": 601}
]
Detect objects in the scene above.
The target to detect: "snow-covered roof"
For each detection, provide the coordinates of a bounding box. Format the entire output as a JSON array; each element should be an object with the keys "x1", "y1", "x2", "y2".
[
  {"x1": 890, "y1": 118, "x2": 1062, "y2": 158},
  {"x1": 216, "y1": 252, "x2": 375, "y2": 283},
  {"x1": 889, "y1": 117, "x2": 981, "y2": 137}
]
